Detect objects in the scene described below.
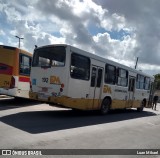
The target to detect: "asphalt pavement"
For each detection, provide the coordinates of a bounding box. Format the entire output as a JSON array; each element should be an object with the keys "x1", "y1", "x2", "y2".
[{"x1": 0, "y1": 97, "x2": 160, "y2": 158}]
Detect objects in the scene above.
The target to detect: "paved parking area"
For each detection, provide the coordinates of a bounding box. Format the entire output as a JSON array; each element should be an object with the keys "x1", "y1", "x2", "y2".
[{"x1": 0, "y1": 97, "x2": 160, "y2": 158}]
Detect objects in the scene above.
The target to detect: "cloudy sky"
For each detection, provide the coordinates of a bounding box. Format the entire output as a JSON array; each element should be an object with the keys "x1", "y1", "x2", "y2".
[{"x1": 0, "y1": 0, "x2": 160, "y2": 76}]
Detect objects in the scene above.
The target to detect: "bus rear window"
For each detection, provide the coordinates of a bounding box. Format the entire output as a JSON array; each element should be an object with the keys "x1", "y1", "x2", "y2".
[{"x1": 32, "y1": 46, "x2": 66, "y2": 67}]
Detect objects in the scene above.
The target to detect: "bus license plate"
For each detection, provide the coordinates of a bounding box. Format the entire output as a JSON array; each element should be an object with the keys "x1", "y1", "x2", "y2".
[{"x1": 38, "y1": 93, "x2": 48, "y2": 100}]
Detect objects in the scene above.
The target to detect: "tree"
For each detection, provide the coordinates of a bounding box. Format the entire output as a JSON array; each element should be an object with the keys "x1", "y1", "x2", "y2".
[{"x1": 154, "y1": 74, "x2": 160, "y2": 90}]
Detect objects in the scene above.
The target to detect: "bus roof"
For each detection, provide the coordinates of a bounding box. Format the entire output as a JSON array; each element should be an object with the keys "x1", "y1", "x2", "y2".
[
  {"x1": 0, "y1": 45, "x2": 32, "y2": 57},
  {"x1": 34, "y1": 44, "x2": 154, "y2": 80}
]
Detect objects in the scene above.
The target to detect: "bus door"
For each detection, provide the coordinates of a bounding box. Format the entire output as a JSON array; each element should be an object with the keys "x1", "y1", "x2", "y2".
[
  {"x1": 127, "y1": 76, "x2": 135, "y2": 108},
  {"x1": 90, "y1": 65, "x2": 103, "y2": 109}
]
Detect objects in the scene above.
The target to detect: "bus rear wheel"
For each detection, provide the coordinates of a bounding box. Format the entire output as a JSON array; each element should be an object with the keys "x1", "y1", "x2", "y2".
[{"x1": 100, "y1": 98, "x2": 111, "y2": 115}]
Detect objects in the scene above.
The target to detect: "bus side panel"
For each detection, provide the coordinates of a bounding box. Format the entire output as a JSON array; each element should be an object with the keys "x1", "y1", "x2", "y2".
[
  {"x1": 0, "y1": 47, "x2": 16, "y2": 68},
  {"x1": 13, "y1": 49, "x2": 19, "y2": 76},
  {"x1": 64, "y1": 47, "x2": 91, "y2": 110},
  {"x1": 67, "y1": 78, "x2": 90, "y2": 109},
  {"x1": 0, "y1": 47, "x2": 18, "y2": 89},
  {"x1": 113, "y1": 86, "x2": 128, "y2": 109},
  {"x1": 134, "y1": 89, "x2": 150, "y2": 108}
]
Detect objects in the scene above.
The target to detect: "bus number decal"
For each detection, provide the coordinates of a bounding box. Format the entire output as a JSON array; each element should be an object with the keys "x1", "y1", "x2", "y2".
[
  {"x1": 4, "y1": 81, "x2": 10, "y2": 86},
  {"x1": 42, "y1": 78, "x2": 48, "y2": 83},
  {"x1": 103, "y1": 85, "x2": 112, "y2": 94}
]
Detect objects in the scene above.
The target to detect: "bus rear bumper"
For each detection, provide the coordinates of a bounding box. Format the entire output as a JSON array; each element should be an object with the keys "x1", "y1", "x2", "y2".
[{"x1": 29, "y1": 91, "x2": 38, "y2": 100}]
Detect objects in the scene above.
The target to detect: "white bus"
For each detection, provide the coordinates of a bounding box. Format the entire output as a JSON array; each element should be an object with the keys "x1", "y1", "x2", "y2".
[
  {"x1": 29, "y1": 44, "x2": 154, "y2": 114},
  {"x1": 0, "y1": 45, "x2": 32, "y2": 98}
]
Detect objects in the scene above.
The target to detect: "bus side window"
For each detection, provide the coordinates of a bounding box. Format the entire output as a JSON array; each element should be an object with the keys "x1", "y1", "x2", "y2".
[
  {"x1": 144, "y1": 77, "x2": 150, "y2": 90},
  {"x1": 105, "y1": 64, "x2": 116, "y2": 85},
  {"x1": 136, "y1": 74, "x2": 145, "y2": 89},
  {"x1": 19, "y1": 54, "x2": 31, "y2": 76},
  {"x1": 20, "y1": 55, "x2": 23, "y2": 64},
  {"x1": 91, "y1": 67, "x2": 97, "y2": 87},
  {"x1": 97, "y1": 68, "x2": 103, "y2": 87},
  {"x1": 117, "y1": 68, "x2": 128, "y2": 87},
  {"x1": 70, "y1": 53, "x2": 90, "y2": 80}
]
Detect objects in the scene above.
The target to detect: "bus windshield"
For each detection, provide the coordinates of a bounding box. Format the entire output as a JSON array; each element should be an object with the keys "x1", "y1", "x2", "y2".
[{"x1": 32, "y1": 46, "x2": 66, "y2": 67}]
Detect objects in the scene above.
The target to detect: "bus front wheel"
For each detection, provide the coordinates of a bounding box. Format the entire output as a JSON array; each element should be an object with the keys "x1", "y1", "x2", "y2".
[{"x1": 100, "y1": 98, "x2": 111, "y2": 115}]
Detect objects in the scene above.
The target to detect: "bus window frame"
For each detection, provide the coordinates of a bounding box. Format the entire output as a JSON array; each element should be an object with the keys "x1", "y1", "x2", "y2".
[
  {"x1": 19, "y1": 53, "x2": 32, "y2": 76},
  {"x1": 104, "y1": 64, "x2": 116, "y2": 85},
  {"x1": 70, "y1": 52, "x2": 90, "y2": 81},
  {"x1": 144, "y1": 77, "x2": 150, "y2": 90},
  {"x1": 116, "y1": 68, "x2": 128, "y2": 87},
  {"x1": 136, "y1": 74, "x2": 145, "y2": 90}
]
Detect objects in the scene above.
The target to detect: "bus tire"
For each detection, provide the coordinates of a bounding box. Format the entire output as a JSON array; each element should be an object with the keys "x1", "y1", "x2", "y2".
[
  {"x1": 100, "y1": 98, "x2": 111, "y2": 115},
  {"x1": 137, "y1": 100, "x2": 145, "y2": 112}
]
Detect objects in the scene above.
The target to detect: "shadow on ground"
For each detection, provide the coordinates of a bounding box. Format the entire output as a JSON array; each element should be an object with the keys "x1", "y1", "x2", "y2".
[
  {"x1": 0, "y1": 98, "x2": 40, "y2": 111},
  {"x1": 0, "y1": 108, "x2": 156, "y2": 134}
]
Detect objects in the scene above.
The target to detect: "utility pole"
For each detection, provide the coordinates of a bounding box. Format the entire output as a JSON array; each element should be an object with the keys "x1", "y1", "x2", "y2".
[
  {"x1": 135, "y1": 57, "x2": 139, "y2": 69},
  {"x1": 15, "y1": 36, "x2": 24, "y2": 48}
]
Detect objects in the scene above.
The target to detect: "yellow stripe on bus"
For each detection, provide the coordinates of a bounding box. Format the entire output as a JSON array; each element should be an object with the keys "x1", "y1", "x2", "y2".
[{"x1": 29, "y1": 92, "x2": 142, "y2": 110}]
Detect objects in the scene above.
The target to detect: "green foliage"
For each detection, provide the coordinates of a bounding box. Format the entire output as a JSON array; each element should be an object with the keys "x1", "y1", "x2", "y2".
[
  {"x1": 154, "y1": 74, "x2": 160, "y2": 80},
  {"x1": 154, "y1": 74, "x2": 160, "y2": 90}
]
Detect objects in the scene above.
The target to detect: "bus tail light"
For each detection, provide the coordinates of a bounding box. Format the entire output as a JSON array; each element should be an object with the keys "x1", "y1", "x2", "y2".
[{"x1": 10, "y1": 76, "x2": 15, "y2": 89}]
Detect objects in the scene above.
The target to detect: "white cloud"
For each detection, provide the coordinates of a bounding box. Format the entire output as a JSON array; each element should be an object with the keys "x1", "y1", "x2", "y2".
[
  {"x1": 93, "y1": 0, "x2": 160, "y2": 68},
  {"x1": 0, "y1": 30, "x2": 5, "y2": 36},
  {"x1": 92, "y1": 32, "x2": 137, "y2": 62},
  {"x1": 0, "y1": 0, "x2": 159, "y2": 75},
  {"x1": 3, "y1": 4, "x2": 22, "y2": 21}
]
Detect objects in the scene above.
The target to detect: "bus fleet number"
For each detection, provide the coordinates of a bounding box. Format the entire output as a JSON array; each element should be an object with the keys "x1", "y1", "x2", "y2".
[
  {"x1": 42, "y1": 78, "x2": 48, "y2": 83},
  {"x1": 4, "y1": 81, "x2": 10, "y2": 86}
]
